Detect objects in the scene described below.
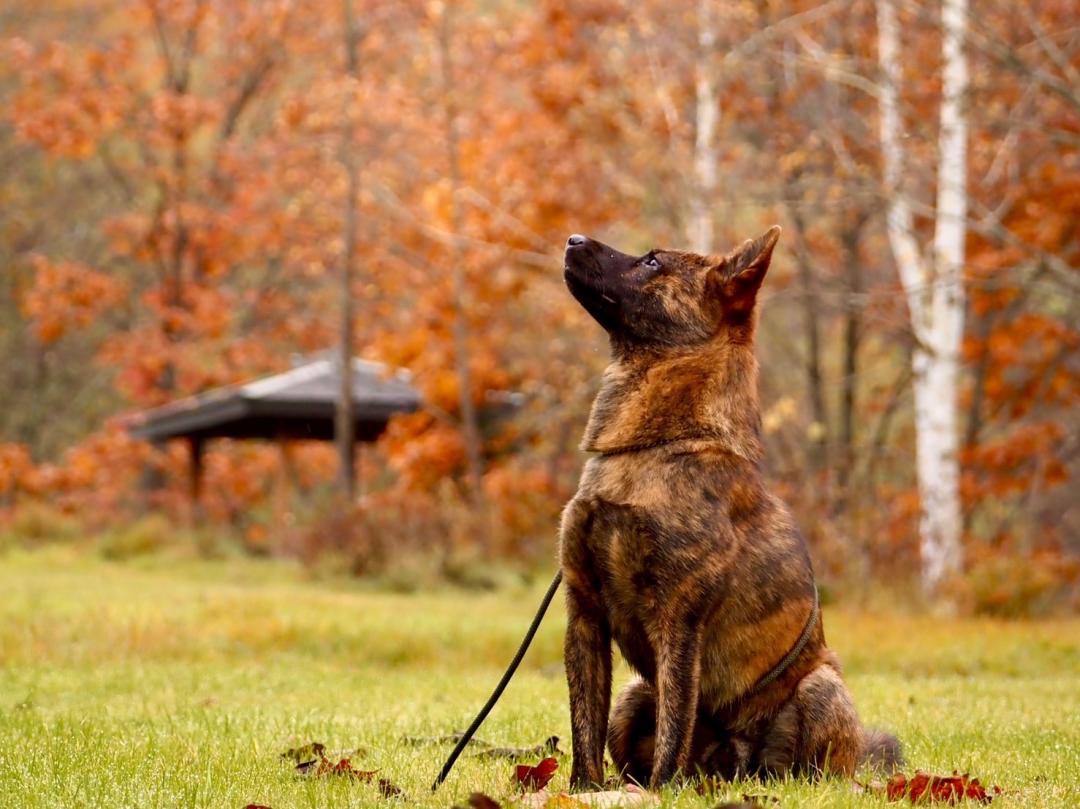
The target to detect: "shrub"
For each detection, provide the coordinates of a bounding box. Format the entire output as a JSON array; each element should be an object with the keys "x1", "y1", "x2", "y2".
[
  {"x1": 960, "y1": 546, "x2": 1080, "y2": 618},
  {"x1": 97, "y1": 514, "x2": 177, "y2": 561},
  {"x1": 7, "y1": 502, "x2": 81, "y2": 545}
]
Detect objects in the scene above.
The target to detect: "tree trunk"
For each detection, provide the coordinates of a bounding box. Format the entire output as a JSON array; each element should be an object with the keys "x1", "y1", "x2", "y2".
[
  {"x1": 437, "y1": 4, "x2": 485, "y2": 513},
  {"x1": 786, "y1": 203, "x2": 829, "y2": 472},
  {"x1": 335, "y1": 0, "x2": 361, "y2": 501},
  {"x1": 688, "y1": 0, "x2": 718, "y2": 255},
  {"x1": 876, "y1": 0, "x2": 968, "y2": 597},
  {"x1": 837, "y1": 221, "x2": 863, "y2": 493}
]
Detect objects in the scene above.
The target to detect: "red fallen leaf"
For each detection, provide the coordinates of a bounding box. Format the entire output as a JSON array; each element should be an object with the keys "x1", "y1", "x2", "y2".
[
  {"x1": 886, "y1": 773, "x2": 909, "y2": 800},
  {"x1": 514, "y1": 756, "x2": 559, "y2": 792},
  {"x1": 296, "y1": 755, "x2": 377, "y2": 780},
  {"x1": 336, "y1": 759, "x2": 373, "y2": 779},
  {"x1": 885, "y1": 770, "x2": 1001, "y2": 803}
]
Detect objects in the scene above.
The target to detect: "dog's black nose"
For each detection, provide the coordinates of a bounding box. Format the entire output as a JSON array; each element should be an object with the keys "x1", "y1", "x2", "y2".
[{"x1": 567, "y1": 234, "x2": 587, "y2": 247}]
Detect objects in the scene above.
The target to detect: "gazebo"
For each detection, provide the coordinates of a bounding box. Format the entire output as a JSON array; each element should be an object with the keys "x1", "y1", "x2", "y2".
[{"x1": 127, "y1": 357, "x2": 421, "y2": 508}]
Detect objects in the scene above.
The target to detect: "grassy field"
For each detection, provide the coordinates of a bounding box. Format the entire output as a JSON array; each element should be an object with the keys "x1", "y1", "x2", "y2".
[{"x1": 0, "y1": 547, "x2": 1078, "y2": 808}]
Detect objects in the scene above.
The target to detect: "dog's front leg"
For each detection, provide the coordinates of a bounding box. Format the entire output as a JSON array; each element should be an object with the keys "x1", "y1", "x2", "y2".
[
  {"x1": 650, "y1": 624, "x2": 702, "y2": 787},
  {"x1": 560, "y1": 501, "x2": 612, "y2": 790},
  {"x1": 564, "y1": 576, "x2": 612, "y2": 790}
]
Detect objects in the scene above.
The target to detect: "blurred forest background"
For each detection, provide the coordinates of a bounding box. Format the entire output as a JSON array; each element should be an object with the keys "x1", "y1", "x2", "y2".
[{"x1": 0, "y1": 0, "x2": 1076, "y2": 615}]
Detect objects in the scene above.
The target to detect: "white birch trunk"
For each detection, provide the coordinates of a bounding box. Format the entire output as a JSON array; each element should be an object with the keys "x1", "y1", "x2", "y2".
[
  {"x1": 876, "y1": 0, "x2": 967, "y2": 596},
  {"x1": 689, "y1": 0, "x2": 718, "y2": 255}
]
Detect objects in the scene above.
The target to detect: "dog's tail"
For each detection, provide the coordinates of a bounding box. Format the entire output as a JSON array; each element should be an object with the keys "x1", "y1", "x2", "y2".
[{"x1": 860, "y1": 727, "x2": 903, "y2": 772}]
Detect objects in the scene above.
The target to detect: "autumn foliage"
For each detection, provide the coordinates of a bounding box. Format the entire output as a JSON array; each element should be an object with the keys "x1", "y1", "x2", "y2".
[{"x1": 0, "y1": 0, "x2": 1076, "y2": 611}]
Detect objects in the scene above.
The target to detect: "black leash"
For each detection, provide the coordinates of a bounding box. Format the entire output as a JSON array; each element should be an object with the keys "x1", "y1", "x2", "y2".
[
  {"x1": 430, "y1": 575, "x2": 816, "y2": 789},
  {"x1": 746, "y1": 585, "x2": 819, "y2": 695},
  {"x1": 431, "y1": 570, "x2": 564, "y2": 791}
]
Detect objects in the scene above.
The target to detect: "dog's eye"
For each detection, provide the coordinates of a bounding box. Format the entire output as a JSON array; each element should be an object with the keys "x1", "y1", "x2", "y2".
[{"x1": 642, "y1": 255, "x2": 661, "y2": 270}]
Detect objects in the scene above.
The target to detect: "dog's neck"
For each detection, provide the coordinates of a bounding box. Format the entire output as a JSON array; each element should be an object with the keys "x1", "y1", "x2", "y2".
[{"x1": 581, "y1": 340, "x2": 764, "y2": 462}]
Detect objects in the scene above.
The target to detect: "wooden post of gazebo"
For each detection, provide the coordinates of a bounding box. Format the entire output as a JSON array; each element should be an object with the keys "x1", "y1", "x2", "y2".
[{"x1": 188, "y1": 435, "x2": 204, "y2": 525}]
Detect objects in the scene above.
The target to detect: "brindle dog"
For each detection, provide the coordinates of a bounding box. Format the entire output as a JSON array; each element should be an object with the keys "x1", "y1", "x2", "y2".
[{"x1": 560, "y1": 228, "x2": 900, "y2": 790}]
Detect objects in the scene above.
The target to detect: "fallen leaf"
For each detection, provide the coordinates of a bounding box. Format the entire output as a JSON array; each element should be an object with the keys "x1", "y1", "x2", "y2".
[
  {"x1": 331, "y1": 759, "x2": 375, "y2": 780},
  {"x1": 281, "y1": 742, "x2": 325, "y2": 763},
  {"x1": 477, "y1": 736, "x2": 562, "y2": 760},
  {"x1": 515, "y1": 757, "x2": 559, "y2": 792},
  {"x1": 377, "y1": 777, "x2": 406, "y2": 798},
  {"x1": 243, "y1": 805, "x2": 272, "y2": 809},
  {"x1": 880, "y1": 770, "x2": 1001, "y2": 803},
  {"x1": 403, "y1": 731, "x2": 492, "y2": 748},
  {"x1": 295, "y1": 755, "x2": 376, "y2": 780},
  {"x1": 294, "y1": 759, "x2": 319, "y2": 775}
]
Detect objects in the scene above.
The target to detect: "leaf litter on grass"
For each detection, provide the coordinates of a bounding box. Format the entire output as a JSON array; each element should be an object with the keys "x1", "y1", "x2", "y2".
[
  {"x1": 514, "y1": 757, "x2": 560, "y2": 792},
  {"x1": 277, "y1": 739, "x2": 995, "y2": 809},
  {"x1": 857, "y1": 770, "x2": 1003, "y2": 803},
  {"x1": 476, "y1": 735, "x2": 562, "y2": 760},
  {"x1": 404, "y1": 730, "x2": 562, "y2": 760},
  {"x1": 403, "y1": 731, "x2": 495, "y2": 748},
  {"x1": 509, "y1": 757, "x2": 657, "y2": 808},
  {"x1": 275, "y1": 740, "x2": 406, "y2": 801}
]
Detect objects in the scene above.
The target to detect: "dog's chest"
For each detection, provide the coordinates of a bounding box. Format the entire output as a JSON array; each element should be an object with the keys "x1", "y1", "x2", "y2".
[
  {"x1": 586, "y1": 500, "x2": 669, "y2": 680},
  {"x1": 574, "y1": 454, "x2": 727, "y2": 676}
]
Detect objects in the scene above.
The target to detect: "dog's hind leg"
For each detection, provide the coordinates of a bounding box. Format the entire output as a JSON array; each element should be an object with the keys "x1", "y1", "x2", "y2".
[
  {"x1": 609, "y1": 678, "x2": 753, "y2": 785},
  {"x1": 758, "y1": 663, "x2": 862, "y2": 777},
  {"x1": 607, "y1": 677, "x2": 656, "y2": 786}
]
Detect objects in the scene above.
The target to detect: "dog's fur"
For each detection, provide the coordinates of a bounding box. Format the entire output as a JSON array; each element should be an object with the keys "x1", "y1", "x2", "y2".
[{"x1": 559, "y1": 228, "x2": 900, "y2": 790}]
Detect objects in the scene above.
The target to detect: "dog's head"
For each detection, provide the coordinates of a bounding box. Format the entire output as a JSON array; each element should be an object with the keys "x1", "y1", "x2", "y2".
[{"x1": 563, "y1": 227, "x2": 781, "y2": 352}]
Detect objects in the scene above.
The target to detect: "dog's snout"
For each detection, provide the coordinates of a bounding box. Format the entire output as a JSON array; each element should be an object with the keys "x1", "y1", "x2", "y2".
[{"x1": 567, "y1": 234, "x2": 587, "y2": 248}]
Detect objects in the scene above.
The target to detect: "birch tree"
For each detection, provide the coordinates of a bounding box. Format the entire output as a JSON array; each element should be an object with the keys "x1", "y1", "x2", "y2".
[
  {"x1": 876, "y1": 0, "x2": 969, "y2": 596},
  {"x1": 688, "y1": 0, "x2": 719, "y2": 255}
]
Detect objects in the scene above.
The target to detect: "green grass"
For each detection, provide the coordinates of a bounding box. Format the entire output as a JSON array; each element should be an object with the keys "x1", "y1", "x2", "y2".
[{"x1": 0, "y1": 547, "x2": 1078, "y2": 808}]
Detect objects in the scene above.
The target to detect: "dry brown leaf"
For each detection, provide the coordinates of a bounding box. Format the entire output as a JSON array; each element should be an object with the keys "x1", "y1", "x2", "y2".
[
  {"x1": 477, "y1": 736, "x2": 562, "y2": 760},
  {"x1": 377, "y1": 777, "x2": 406, "y2": 799}
]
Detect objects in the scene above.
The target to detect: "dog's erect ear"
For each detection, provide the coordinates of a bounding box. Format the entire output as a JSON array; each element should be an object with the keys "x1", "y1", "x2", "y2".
[
  {"x1": 709, "y1": 225, "x2": 781, "y2": 316},
  {"x1": 729, "y1": 225, "x2": 781, "y2": 280}
]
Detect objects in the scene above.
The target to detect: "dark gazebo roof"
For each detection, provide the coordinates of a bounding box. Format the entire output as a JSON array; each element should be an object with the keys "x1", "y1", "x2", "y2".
[{"x1": 127, "y1": 357, "x2": 422, "y2": 444}]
